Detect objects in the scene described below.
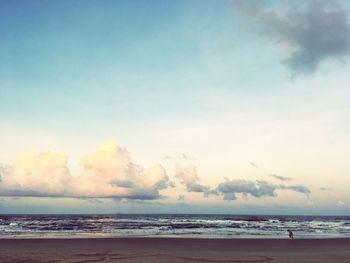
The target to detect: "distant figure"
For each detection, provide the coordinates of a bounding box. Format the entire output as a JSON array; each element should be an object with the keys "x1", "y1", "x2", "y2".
[{"x1": 287, "y1": 229, "x2": 294, "y2": 240}]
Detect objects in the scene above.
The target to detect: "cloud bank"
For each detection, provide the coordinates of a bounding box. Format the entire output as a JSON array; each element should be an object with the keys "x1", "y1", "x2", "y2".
[
  {"x1": 0, "y1": 142, "x2": 312, "y2": 202},
  {"x1": 232, "y1": 0, "x2": 350, "y2": 74},
  {"x1": 216, "y1": 178, "x2": 310, "y2": 201},
  {"x1": 0, "y1": 141, "x2": 170, "y2": 200}
]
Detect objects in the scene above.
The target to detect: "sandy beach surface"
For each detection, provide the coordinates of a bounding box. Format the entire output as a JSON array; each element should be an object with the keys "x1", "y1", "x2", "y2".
[{"x1": 0, "y1": 238, "x2": 350, "y2": 263}]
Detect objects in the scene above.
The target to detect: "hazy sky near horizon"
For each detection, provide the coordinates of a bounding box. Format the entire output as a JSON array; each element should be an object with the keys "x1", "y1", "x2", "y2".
[{"x1": 1, "y1": 0, "x2": 350, "y2": 214}]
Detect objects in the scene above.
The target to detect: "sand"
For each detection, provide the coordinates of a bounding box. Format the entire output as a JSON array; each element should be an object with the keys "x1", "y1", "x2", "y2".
[{"x1": 0, "y1": 238, "x2": 350, "y2": 263}]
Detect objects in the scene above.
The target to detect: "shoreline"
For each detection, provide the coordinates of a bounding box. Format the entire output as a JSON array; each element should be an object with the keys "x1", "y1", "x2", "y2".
[
  {"x1": 1, "y1": 237, "x2": 350, "y2": 262},
  {"x1": 2, "y1": 236, "x2": 350, "y2": 243},
  {"x1": 1, "y1": 235, "x2": 350, "y2": 239}
]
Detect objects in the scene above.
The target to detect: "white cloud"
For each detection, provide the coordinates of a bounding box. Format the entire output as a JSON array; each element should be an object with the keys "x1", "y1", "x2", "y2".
[
  {"x1": 175, "y1": 164, "x2": 211, "y2": 196},
  {"x1": 0, "y1": 141, "x2": 170, "y2": 200},
  {"x1": 0, "y1": 151, "x2": 71, "y2": 197}
]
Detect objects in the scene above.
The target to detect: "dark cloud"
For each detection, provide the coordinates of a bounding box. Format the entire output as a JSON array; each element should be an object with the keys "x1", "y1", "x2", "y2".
[
  {"x1": 0, "y1": 189, "x2": 164, "y2": 201},
  {"x1": 269, "y1": 174, "x2": 291, "y2": 181},
  {"x1": 217, "y1": 179, "x2": 277, "y2": 200},
  {"x1": 111, "y1": 180, "x2": 135, "y2": 188},
  {"x1": 216, "y1": 178, "x2": 311, "y2": 200},
  {"x1": 0, "y1": 189, "x2": 68, "y2": 198},
  {"x1": 232, "y1": 0, "x2": 350, "y2": 74}
]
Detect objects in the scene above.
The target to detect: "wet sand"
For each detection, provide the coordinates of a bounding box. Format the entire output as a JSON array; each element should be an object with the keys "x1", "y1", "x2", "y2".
[{"x1": 0, "y1": 238, "x2": 350, "y2": 262}]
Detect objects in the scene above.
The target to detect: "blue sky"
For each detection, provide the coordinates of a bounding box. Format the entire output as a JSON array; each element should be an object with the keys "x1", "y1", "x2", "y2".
[
  {"x1": 0, "y1": 0, "x2": 350, "y2": 214},
  {"x1": 0, "y1": 0, "x2": 283, "y2": 126}
]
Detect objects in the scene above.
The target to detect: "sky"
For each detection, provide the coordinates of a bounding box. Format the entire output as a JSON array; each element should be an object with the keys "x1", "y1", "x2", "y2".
[{"x1": 0, "y1": 0, "x2": 350, "y2": 215}]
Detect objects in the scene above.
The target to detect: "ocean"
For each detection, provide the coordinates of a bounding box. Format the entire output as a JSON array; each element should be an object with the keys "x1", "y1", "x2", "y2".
[{"x1": 1, "y1": 214, "x2": 349, "y2": 239}]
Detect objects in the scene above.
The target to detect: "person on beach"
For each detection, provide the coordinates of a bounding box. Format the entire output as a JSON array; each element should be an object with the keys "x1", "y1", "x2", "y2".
[{"x1": 287, "y1": 229, "x2": 294, "y2": 240}]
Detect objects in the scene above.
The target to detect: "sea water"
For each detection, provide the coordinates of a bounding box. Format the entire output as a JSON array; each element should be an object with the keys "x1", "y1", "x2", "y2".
[{"x1": 0, "y1": 214, "x2": 349, "y2": 239}]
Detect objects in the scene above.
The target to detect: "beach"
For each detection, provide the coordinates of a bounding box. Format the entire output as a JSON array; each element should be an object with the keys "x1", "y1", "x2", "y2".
[{"x1": 1, "y1": 238, "x2": 350, "y2": 263}]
